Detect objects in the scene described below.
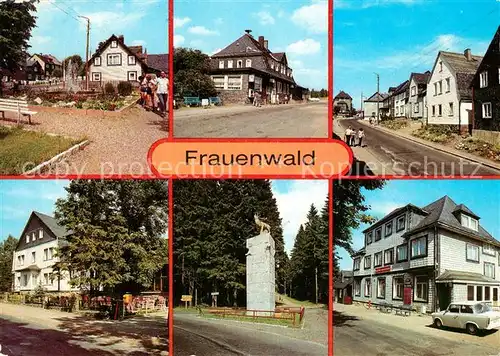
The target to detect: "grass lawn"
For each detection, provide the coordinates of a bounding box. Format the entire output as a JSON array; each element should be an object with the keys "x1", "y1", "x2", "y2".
[
  {"x1": 0, "y1": 125, "x2": 84, "y2": 174},
  {"x1": 201, "y1": 311, "x2": 301, "y2": 327},
  {"x1": 277, "y1": 294, "x2": 322, "y2": 308}
]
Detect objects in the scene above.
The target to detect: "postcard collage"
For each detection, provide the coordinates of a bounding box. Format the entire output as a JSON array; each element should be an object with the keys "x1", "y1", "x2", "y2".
[{"x1": 1, "y1": 0, "x2": 500, "y2": 355}]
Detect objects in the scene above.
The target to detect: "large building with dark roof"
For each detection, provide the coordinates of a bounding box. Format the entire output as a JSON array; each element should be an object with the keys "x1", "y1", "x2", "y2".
[
  {"x1": 351, "y1": 196, "x2": 499, "y2": 312},
  {"x1": 209, "y1": 31, "x2": 306, "y2": 105},
  {"x1": 333, "y1": 91, "x2": 353, "y2": 114},
  {"x1": 408, "y1": 71, "x2": 431, "y2": 120}
]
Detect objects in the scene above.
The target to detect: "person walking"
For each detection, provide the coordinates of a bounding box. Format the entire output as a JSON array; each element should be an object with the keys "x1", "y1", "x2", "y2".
[
  {"x1": 156, "y1": 71, "x2": 169, "y2": 117},
  {"x1": 344, "y1": 126, "x2": 352, "y2": 146},
  {"x1": 358, "y1": 128, "x2": 365, "y2": 147},
  {"x1": 254, "y1": 91, "x2": 261, "y2": 107}
]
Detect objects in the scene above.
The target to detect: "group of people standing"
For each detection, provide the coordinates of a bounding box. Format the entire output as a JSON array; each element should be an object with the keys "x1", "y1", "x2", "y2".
[
  {"x1": 138, "y1": 71, "x2": 169, "y2": 117},
  {"x1": 344, "y1": 126, "x2": 365, "y2": 147}
]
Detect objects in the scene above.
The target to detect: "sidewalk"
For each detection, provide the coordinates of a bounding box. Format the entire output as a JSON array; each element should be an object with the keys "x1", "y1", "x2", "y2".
[
  {"x1": 357, "y1": 120, "x2": 500, "y2": 172},
  {"x1": 334, "y1": 303, "x2": 500, "y2": 348},
  {"x1": 333, "y1": 119, "x2": 396, "y2": 175}
]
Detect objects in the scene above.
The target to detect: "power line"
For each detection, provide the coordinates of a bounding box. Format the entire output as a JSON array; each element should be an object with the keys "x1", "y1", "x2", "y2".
[{"x1": 47, "y1": 0, "x2": 86, "y2": 24}]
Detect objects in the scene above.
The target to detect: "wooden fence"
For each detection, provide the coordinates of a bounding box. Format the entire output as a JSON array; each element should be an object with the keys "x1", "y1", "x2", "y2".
[{"x1": 201, "y1": 306, "x2": 305, "y2": 327}]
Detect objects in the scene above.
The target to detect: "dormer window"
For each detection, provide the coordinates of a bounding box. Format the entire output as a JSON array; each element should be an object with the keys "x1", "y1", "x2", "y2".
[
  {"x1": 245, "y1": 59, "x2": 252, "y2": 68},
  {"x1": 219, "y1": 60, "x2": 224, "y2": 69},
  {"x1": 39, "y1": 230, "x2": 43, "y2": 239},
  {"x1": 461, "y1": 214, "x2": 478, "y2": 231},
  {"x1": 237, "y1": 60, "x2": 243, "y2": 68},
  {"x1": 366, "y1": 232, "x2": 372, "y2": 245},
  {"x1": 25, "y1": 235, "x2": 29, "y2": 243},
  {"x1": 111, "y1": 40, "x2": 118, "y2": 48}
]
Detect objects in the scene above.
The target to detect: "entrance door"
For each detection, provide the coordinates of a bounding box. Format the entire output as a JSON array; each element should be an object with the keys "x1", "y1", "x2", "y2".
[{"x1": 438, "y1": 284, "x2": 452, "y2": 311}]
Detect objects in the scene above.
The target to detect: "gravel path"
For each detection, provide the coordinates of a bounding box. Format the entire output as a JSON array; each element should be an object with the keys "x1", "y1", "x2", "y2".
[{"x1": 2, "y1": 105, "x2": 168, "y2": 176}]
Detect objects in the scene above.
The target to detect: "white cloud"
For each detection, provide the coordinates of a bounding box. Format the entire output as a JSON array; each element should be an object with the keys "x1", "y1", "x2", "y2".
[
  {"x1": 286, "y1": 39, "x2": 321, "y2": 55},
  {"x1": 271, "y1": 180, "x2": 328, "y2": 254},
  {"x1": 188, "y1": 26, "x2": 218, "y2": 36},
  {"x1": 253, "y1": 11, "x2": 275, "y2": 25},
  {"x1": 291, "y1": 1, "x2": 327, "y2": 34},
  {"x1": 336, "y1": 0, "x2": 423, "y2": 9},
  {"x1": 83, "y1": 11, "x2": 144, "y2": 32},
  {"x1": 131, "y1": 40, "x2": 147, "y2": 46},
  {"x1": 174, "y1": 35, "x2": 185, "y2": 47},
  {"x1": 211, "y1": 48, "x2": 223, "y2": 56},
  {"x1": 31, "y1": 35, "x2": 52, "y2": 45},
  {"x1": 175, "y1": 17, "x2": 191, "y2": 28}
]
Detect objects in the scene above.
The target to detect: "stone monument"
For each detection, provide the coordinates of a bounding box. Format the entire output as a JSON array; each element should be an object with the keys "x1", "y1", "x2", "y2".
[{"x1": 246, "y1": 214, "x2": 276, "y2": 316}]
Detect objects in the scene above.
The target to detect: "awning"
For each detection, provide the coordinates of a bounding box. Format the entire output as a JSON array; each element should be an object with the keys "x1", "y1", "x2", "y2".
[
  {"x1": 15, "y1": 264, "x2": 41, "y2": 272},
  {"x1": 436, "y1": 270, "x2": 499, "y2": 285}
]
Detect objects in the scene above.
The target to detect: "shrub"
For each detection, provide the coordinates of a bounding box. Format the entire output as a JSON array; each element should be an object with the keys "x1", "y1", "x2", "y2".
[
  {"x1": 381, "y1": 119, "x2": 409, "y2": 130},
  {"x1": 104, "y1": 82, "x2": 115, "y2": 95},
  {"x1": 412, "y1": 124, "x2": 457, "y2": 143},
  {"x1": 117, "y1": 81, "x2": 133, "y2": 96}
]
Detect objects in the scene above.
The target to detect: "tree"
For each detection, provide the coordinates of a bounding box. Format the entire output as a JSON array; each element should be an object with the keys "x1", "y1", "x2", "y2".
[
  {"x1": 52, "y1": 68, "x2": 62, "y2": 78},
  {"x1": 0, "y1": 0, "x2": 38, "y2": 95},
  {"x1": 332, "y1": 180, "x2": 385, "y2": 277},
  {"x1": 54, "y1": 180, "x2": 169, "y2": 296},
  {"x1": 173, "y1": 48, "x2": 216, "y2": 98},
  {"x1": 0, "y1": 235, "x2": 18, "y2": 291},
  {"x1": 334, "y1": 105, "x2": 341, "y2": 115}
]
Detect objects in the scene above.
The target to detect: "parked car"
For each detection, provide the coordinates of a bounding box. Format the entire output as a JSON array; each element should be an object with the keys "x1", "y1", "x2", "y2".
[
  {"x1": 308, "y1": 97, "x2": 320, "y2": 102},
  {"x1": 432, "y1": 302, "x2": 500, "y2": 335}
]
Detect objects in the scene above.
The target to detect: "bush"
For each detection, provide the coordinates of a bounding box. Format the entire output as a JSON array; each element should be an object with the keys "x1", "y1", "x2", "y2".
[
  {"x1": 104, "y1": 82, "x2": 115, "y2": 95},
  {"x1": 117, "y1": 81, "x2": 133, "y2": 96},
  {"x1": 381, "y1": 119, "x2": 409, "y2": 130},
  {"x1": 412, "y1": 124, "x2": 457, "y2": 143}
]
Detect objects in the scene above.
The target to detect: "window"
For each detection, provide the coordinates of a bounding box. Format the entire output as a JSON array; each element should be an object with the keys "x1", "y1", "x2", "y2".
[
  {"x1": 396, "y1": 244, "x2": 408, "y2": 262},
  {"x1": 439, "y1": 61, "x2": 443, "y2": 72},
  {"x1": 18, "y1": 255, "x2": 24, "y2": 266},
  {"x1": 485, "y1": 262, "x2": 495, "y2": 279},
  {"x1": 364, "y1": 279, "x2": 371, "y2": 297},
  {"x1": 477, "y1": 286, "x2": 483, "y2": 301},
  {"x1": 227, "y1": 60, "x2": 233, "y2": 69},
  {"x1": 212, "y1": 76, "x2": 224, "y2": 89},
  {"x1": 353, "y1": 258, "x2": 360, "y2": 271},
  {"x1": 94, "y1": 56, "x2": 101, "y2": 66},
  {"x1": 414, "y1": 103, "x2": 419, "y2": 113},
  {"x1": 483, "y1": 244, "x2": 496, "y2": 256},
  {"x1": 32, "y1": 232, "x2": 35, "y2": 241},
  {"x1": 375, "y1": 228, "x2": 382, "y2": 241},
  {"x1": 411, "y1": 86, "x2": 416, "y2": 96},
  {"x1": 438, "y1": 104, "x2": 442, "y2": 116},
  {"x1": 466, "y1": 243, "x2": 480, "y2": 262},
  {"x1": 385, "y1": 222, "x2": 393, "y2": 237},
  {"x1": 433, "y1": 83, "x2": 437, "y2": 96},
  {"x1": 354, "y1": 280, "x2": 361, "y2": 296},
  {"x1": 128, "y1": 55, "x2": 136, "y2": 65},
  {"x1": 396, "y1": 215, "x2": 405, "y2": 232},
  {"x1": 25, "y1": 235, "x2": 29, "y2": 243},
  {"x1": 461, "y1": 214, "x2": 478, "y2": 231},
  {"x1": 479, "y1": 71, "x2": 488, "y2": 88},
  {"x1": 227, "y1": 75, "x2": 242, "y2": 90},
  {"x1": 49, "y1": 248, "x2": 54, "y2": 260},
  {"x1": 92, "y1": 72, "x2": 101, "y2": 81},
  {"x1": 438, "y1": 80, "x2": 442, "y2": 94},
  {"x1": 393, "y1": 277, "x2": 404, "y2": 299},
  {"x1": 432, "y1": 105, "x2": 436, "y2": 116},
  {"x1": 364, "y1": 256, "x2": 371, "y2": 269},
  {"x1": 107, "y1": 53, "x2": 122, "y2": 66},
  {"x1": 237, "y1": 60, "x2": 243, "y2": 68},
  {"x1": 111, "y1": 40, "x2": 118, "y2": 48},
  {"x1": 377, "y1": 278, "x2": 386, "y2": 299},
  {"x1": 482, "y1": 102, "x2": 492, "y2": 118},
  {"x1": 449, "y1": 304, "x2": 460, "y2": 313},
  {"x1": 126, "y1": 71, "x2": 136, "y2": 81},
  {"x1": 494, "y1": 288, "x2": 498, "y2": 302},
  {"x1": 219, "y1": 60, "x2": 224, "y2": 69},
  {"x1": 446, "y1": 78, "x2": 450, "y2": 92},
  {"x1": 245, "y1": 59, "x2": 252, "y2": 68},
  {"x1": 467, "y1": 285, "x2": 474, "y2": 301},
  {"x1": 270, "y1": 62, "x2": 274, "y2": 70},
  {"x1": 410, "y1": 236, "x2": 427, "y2": 259},
  {"x1": 38, "y1": 230, "x2": 43, "y2": 239},
  {"x1": 415, "y1": 276, "x2": 428, "y2": 301},
  {"x1": 44, "y1": 273, "x2": 49, "y2": 285},
  {"x1": 384, "y1": 248, "x2": 394, "y2": 265},
  {"x1": 374, "y1": 252, "x2": 382, "y2": 267},
  {"x1": 44, "y1": 248, "x2": 48, "y2": 261},
  {"x1": 31, "y1": 251, "x2": 36, "y2": 263},
  {"x1": 448, "y1": 102, "x2": 454, "y2": 116},
  {"x1": 23, "y1": 275, "x2": 28, "y2": 287},
  {"x1": 366, "y1": 232, "x2": 372, "y2": 245},
  {"x1": 485, "y1": 286, "x2": 491, "y2": 301}
]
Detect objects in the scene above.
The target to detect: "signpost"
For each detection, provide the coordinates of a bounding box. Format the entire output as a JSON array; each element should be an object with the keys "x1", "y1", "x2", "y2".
[{"x1": 181, "y1": 295, "x2": 192, "y2": 309}]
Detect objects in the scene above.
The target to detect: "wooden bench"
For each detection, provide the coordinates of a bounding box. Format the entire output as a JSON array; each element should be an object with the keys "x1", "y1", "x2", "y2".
[
  {"x1": 183, "y1": 96, "x2": 201, "y2": 107},
  {"x1": 209, "y1": 97, "x2": 221, "y2": 106},
  {"x1": 0, "y1": 98, "x2": 37, "y2": 124},
  {"x1": 378, "y1": 302, "x2": 393, "y2": 313},
  {"x1": 394, "y1": 305, "x2": 412, "y2": 316}
]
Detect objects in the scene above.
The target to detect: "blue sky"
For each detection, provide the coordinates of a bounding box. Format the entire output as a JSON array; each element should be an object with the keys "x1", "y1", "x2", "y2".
[
  {"x1": 174, "y1": 0, "x2": 328, "y2": 90},
  {"x1": 29, "y1": 0, "x2": 168, "y2": 62},
  {"x1": 336, "y1": 180, "x2": 500, "y2": 271},
  {"x1": 334, "y1": 0, "x2": 500, "y2": 108},
  {"x1": 0, "y1": 179, "x2": 327, "y2": 254}
]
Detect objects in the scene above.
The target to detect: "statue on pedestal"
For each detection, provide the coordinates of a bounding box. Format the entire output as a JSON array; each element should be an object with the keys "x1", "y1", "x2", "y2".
[{"x1": 254, "y1": 214, "x2": 271, "y2": 234}]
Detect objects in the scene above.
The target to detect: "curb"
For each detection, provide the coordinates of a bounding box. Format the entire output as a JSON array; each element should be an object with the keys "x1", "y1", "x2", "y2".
[
  {"x1": 24, "y1": 139, "x2": 90, "y2": 175},
  {"x1": 357, "y1": 120, "x2": 500, "y2": 172},
  {"x1": 174, "y1": 325, "x2": 247, "y2": 355}
]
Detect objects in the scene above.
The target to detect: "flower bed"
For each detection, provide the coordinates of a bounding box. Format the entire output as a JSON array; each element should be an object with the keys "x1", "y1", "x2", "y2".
[
  {"x1": 455, "y1": 137, "x2": 500, "y2": 162},
  {"x1": 412, "y1": 124, "x2": 457, "y2": 143},
  {"x1": 380, "y1": 119, "x2": 409, "y2": 131}
]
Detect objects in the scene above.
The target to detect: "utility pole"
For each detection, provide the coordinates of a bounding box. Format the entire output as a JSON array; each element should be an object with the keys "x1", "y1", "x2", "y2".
[
  {"x1": 375, "y1": 73, "x2": 380, "y2": 124},
  {"x1": 315, "y1": 266, "x2": 318, "y2": 304},
  {"x1": 79, "y1": 16, "x2": 90, "y2": 91}
]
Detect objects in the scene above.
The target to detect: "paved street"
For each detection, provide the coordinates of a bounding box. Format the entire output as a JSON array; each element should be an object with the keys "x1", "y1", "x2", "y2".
[
  {"x1": 174, "y1": 101, "x2": 328, "y2": 138},
  {"x1": 334, "y1": 305, "x2": 500, "y2": 356},
  {"x1": 173, "y1": 309, "x2": 328, "y2": 356},
  {"x1": 336, "y1": 118, "x2": 499, "y2": 176},
  {"x1": 0, "y1": 303, "x2": 168, "y2": 355}
]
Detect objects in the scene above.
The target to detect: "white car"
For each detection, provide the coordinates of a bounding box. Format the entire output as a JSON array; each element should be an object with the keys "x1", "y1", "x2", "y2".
[
  {"x1": 308, "y1": 97, "x2": 320, "y2": 102},
  {"x1": 432, "y1": 301, "x2": 500, "y2": 335}
]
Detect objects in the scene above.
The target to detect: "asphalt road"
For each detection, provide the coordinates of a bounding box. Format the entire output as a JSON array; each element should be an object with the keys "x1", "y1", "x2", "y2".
[
  {"x1": 173, "y1": 312, "x2": 328, "y2": 356},
  {"x1": 337, "y1": 119, "x2": 499, "y2": 176},
  {"x1": 333, "y1": 311, "x2": 500, "y2": 356},
  {"x1": 174, "y1": 102, "x2": 328, "y2": 138}
]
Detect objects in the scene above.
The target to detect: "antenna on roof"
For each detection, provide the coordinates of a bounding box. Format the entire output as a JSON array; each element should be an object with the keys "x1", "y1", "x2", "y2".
[{"x1": 245, "y1": 29, "x2": 252, "y2": 35}]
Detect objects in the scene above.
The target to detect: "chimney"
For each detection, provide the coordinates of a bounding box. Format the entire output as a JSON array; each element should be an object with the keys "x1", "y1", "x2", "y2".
[
  {"x1": 464, "y1": 48, "x2": 472, "y2": 61},
  {"x1": 245, "y1": 29, "x2": 252, "y2": 36},
  {"x1": 264, "y1": 40, "x2": 268, "y2": 50},
  {"x1": 258, "y1": 36, "x2": 264, "y2": 48},
  {"x1": 118, "y1": 35, "x2": 125, "y2": 44}
]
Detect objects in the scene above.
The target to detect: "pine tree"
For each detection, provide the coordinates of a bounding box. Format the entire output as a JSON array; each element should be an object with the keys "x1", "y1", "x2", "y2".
[{"x1": 0, "y1": 235, "x2": 18, "y2": 291}]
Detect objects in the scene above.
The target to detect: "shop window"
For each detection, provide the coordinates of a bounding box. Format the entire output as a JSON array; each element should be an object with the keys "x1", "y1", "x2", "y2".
[
  {"x1": 377, "y1": 278, "x2": 386, "y2": 299},
  {"x1": 415, "y1": 276, "x2": 428, "y2": 302},
  {"x1": 467, "y1": 285, "x2": 475, "y2": 301},
  {"x1": 393, "y1": 277, "x2": 404, "y2": 300}
]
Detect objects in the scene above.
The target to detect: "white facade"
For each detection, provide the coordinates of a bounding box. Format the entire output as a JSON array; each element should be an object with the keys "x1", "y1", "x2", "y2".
[
  {"x1": 89, "y1": 39, "x2": 143, "y2": 82},
  {"x1": 363, "y1": 101, "x2": 380, "y2": 119},
  {"x1": 408, "y1": 77, "x2": 427, "y2": 120},
  {"x1": 427, "y1": 54, "x2": 470, "y2": 126},
  {"x1": 394, "y1": 91, "x2": 408, "y2": 118}
]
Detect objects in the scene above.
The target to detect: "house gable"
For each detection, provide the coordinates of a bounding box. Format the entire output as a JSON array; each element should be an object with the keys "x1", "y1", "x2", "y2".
[
  {"x1": 212, "y1": 34, "x2": 263, "y2": 58},
  {"x1": 88, "y1": 35, "x2": 148, "y2": 71},
  {"x1": 15, "y1": 212, "x2": 61, "y2": 252},
  {"x1": 471, "y1": 25, "x2": 500, "y2": 88}
]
